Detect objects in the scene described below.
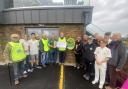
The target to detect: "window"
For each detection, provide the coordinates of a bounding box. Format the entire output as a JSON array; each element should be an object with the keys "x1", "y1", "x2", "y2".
[{"x1": 13, "y1": 0, "x2": 90, "y2": 7}]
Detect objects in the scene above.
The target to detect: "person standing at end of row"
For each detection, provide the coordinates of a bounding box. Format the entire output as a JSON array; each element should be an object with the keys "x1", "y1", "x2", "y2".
[
  {"x1": 3, "y1": 34, "x2": 27, "y2": 85},
  {"x1": 105, "y1": 33, "x2": 127, "y2": 89}
]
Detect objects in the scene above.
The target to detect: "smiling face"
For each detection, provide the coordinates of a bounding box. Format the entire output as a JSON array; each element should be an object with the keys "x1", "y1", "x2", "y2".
[
  {"x1": 60, "y1": 32, "x2": 64, "y2": 38},
  {"x1": 83, "y1": 35, "x2": 88, "y2": 41},
  {"x1": 76, "y1": 36, "x2": 81, "y2": 42},
  {"x1": 11, "y1": 34, "x2": 20, "y2": 42},
  {"x1": 112, "y1": 33, "x2": 121, "y2": 41},
  {"x1": 100, "y1": 40, "x2": 106, "y2": 48}
]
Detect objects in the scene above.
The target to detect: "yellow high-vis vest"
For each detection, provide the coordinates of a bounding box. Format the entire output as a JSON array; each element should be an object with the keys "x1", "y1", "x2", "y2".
[
  {"x1": 9, "y1": 42, "x2": 26, "y2": 62},
  {"x1": 42, "y1": 39, "x2": 49, "y2": 52},
  {"x1": 58, "y1": 37, "x2": 66, "y2": 51}
]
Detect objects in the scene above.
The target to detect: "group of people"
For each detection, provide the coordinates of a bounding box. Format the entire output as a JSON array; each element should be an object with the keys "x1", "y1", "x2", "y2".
[
  {"x1": 74, "y1": 32, "x2": 127, "y2": 89},
  {"x1": 3, "y1": 32, "x2": 67, "y2": 85},
  {"x1": 3, "y1": 31, "x2": 128, "y2": 89}
]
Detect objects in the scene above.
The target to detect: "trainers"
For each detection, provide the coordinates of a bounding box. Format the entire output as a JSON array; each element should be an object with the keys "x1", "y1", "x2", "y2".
[
  {"x1": 83, "y1": 74, "x2": 90, "y2": 80},
  {"x1": 36, "y1": 66, "x2": 42, "y2": 69},
  {"x1": 27, "y1": 69, "x2": 31, "y2": 72},
  {"x1": 14, "y1": 80, "x2": 20, "y2": 85},
  {"x1": 92, "y1": 80, "x2": 98, "y2": 84},
  {"x1": 30, "y1": 69, "x2": 34, "y2": 72},
  {"x1": 99, "y1": 84, "x2": 103, "y2": 89},
  {"x1": 42, "y1": 64, "x2": 46, "y2": 68},
  {"x1": 23, "y1": 71, "x2": 27, "y2": 74},
  {"x1": 77, "y1": 66, "x2": 80, "y2": 69}
]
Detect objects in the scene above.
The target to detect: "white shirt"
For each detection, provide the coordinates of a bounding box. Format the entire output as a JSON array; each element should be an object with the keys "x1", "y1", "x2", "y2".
[
  {"x1": 29, "y1": 39, "x2": 39, "y2": 55},
  {"x1": 94, "y1": 47, "x2": 111, "y2": 66}
]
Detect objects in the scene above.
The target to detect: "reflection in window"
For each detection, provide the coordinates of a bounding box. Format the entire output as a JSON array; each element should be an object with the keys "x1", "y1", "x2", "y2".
[{"x1": 13, "y1": 0, "x2": 90, "y2": 7}]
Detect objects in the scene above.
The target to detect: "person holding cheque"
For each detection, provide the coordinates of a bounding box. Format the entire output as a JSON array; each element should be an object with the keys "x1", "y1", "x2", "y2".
[{"x1": 57, "y1": 32, "x2": 67, "y2": 64}]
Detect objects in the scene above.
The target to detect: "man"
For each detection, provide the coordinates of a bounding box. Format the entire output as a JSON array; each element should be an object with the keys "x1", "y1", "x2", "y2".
[
  {"x1": 105, "y1": 33, "x2": 127, "y2": 89},
  {"x1": 49, "y1": 34, "x2": 57, "y2": 64},
  {"x1": 57, "y1": 32, "x2": 67, "y2": 64},
  {"x1": 40, "y1": 34, "x2": 50, "y2": 67},
  {"x1": 29, "y1": 33, "x2": 40, "y2": 69},
  {"x1": 104, "y1": 32, "x2": 112, "y2": 47},
  {"x1": 82, "y1": 35, "x2": 93, "y2": 80},
  {"x1": 4, "y1": 34, "x2": 27, "y2": 85}
]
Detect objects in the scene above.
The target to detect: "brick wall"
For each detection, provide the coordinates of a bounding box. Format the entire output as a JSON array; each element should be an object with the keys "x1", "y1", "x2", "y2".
[{"x1": 0, "y1": 24, "x2": 84, "y2": 64}]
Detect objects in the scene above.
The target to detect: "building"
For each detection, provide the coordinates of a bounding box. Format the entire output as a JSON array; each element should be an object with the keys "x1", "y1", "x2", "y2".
[{"x1": 0, "y1": 0, "x2": 93, "y2": 64}]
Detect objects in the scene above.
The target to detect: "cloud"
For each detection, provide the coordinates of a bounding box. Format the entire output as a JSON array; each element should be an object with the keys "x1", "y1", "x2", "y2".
[{"x1": 90, "y1": 0, "x2": 128, "y2": 35}]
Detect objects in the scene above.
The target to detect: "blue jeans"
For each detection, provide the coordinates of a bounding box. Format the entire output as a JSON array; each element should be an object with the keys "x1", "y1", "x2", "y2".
[
  {"x1": 24, "y1": 55, "x2": 31, "y2": 71},
  {"x1": 41, "y1": 52, "x2": 49, "y2": 64},
  {"x1": 12, "y1": 61, "x2": 24, "y2": 80},
  {"x1": 49, "y1": 49, "x2": 57, "y2": 63}
]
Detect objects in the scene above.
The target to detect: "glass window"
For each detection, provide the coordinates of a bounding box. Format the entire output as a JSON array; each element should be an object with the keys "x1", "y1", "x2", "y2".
[{"x1": 13, "y1": 0, "x2": 90, "y2": 7}]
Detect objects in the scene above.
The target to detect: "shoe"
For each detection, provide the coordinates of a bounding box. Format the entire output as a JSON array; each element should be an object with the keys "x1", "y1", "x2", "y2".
[
  {"x1": 14, "y1": 80, "x2": 19, "y2": 85},
  {"x1": 42, "y1": 64, "x2": 46, "y2": 68},
  {"x1": 22, "y1": 74, "x2": 28, "y2": 78},
  {"x1": 92, "y1": 80, "x2": 98, "y2": 84},
  {"x1": 77, "y1": 66, "x2": 80, "y2": 69},
  {"x1": 23, "y1": 71, "x2": 27, "y2": 74},
  {"x1": 105, "y1": 86, "x2": 113, "y2": 89},
  {"x1": 36, "y1": 66, "x2": 42, "y2": 69},
  {"x1": 27, "y1": 69, "x2": 31, "y2": 72},
  {"x1": 83, "y1": 74, "x2": 90, "y2": 80},
  {"x1": 99, "y1": 84, "x2": 103, "y2": 89},
  {"x1": 30, "y1": 69, "x2": 34, "y2": 72},
  {"x1": 74, "y1": 65, "x2": 76, "y2": 68}
]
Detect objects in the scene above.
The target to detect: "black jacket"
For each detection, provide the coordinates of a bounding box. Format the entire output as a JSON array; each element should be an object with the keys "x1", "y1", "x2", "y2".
[
  {"x1": 82, "y1": 42, "x2": 95, "y2": 61},
  {"x1": 74, "y1": 41, "x2": 83, "y2": 56}
]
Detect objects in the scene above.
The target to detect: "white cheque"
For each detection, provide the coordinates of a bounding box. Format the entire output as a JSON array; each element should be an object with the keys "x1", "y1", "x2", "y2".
[{"x1": 56, "y1": 42, "x2": 67, "y2": 48}]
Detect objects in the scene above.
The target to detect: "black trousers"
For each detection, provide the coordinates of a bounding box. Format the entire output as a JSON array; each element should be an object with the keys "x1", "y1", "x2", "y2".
[
  {"x1": 59, "y1": 51, "x2": 66, "y2": 63},
  {"x1": 85, "y1": 59, "x2": 95, "y2": 76},
  {"x1": 75, "y1": 54, "x2": 82, "y2": 66}
]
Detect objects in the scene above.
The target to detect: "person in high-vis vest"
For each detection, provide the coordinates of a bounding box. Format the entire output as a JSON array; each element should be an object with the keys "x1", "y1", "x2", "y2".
[
  {"x1": 58, "y1": 32, "x2": 67, "y2": 64},
  {"x1": 4, "y1": 34, "x2": 27, "y2": 85},
  {"x1": 40, "y1": 34, "x2": 50, "y2": 67}
]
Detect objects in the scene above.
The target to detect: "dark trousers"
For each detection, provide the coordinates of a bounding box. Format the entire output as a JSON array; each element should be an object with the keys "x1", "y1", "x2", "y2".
[
  {"x1": 59, "y1": 51, "x2": 66, "y2": 63},
  {"x1": 39, "y1": 50, "x2": 42, "y2": 65},
  {"x1": 85, "y1": 59, "x2": 95, "y2": 76},
  {"x1": 49, "y1": 49, "x2": 57, "y2": 63},
  {"x1": 75, "y1": 54, "x2": 81, "y2": 66},
  {"x1": 108, "y1": 65, "x2": 118, "y2": 88}
]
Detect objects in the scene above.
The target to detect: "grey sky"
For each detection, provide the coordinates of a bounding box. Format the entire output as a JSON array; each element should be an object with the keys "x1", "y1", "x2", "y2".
[{"x1": 90, "y1": 0, "x2": 128, "y2": 35}]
